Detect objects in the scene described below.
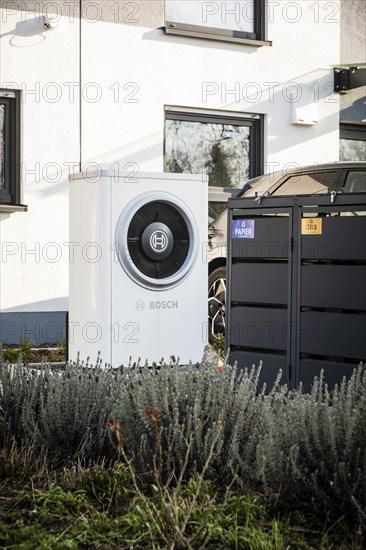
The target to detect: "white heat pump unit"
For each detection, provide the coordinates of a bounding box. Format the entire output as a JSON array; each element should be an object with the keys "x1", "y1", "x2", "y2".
[{"x1": 69, "y1": 170, "x2": 208, "y2": 367}]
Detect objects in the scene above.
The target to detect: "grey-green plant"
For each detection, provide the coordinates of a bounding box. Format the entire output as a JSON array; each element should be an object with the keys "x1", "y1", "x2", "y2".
[
  {"x1": 0, "y1": 360, "x2": 128, "y2": 459},
  {"x1": 0, "y1": 355, "x2": 365, "y2": 528},
  {"x1": 115, "y1": 356, "x2": 267, "y2": 486},
  {"x1": 256, "y1": 366, "x2": 366, "y2": 523}
]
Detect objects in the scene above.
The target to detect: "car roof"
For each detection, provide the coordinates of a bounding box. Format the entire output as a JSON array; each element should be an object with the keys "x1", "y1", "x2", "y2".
[{"x1": 242, "y1": 161, "x2": 366, "y2": 197}]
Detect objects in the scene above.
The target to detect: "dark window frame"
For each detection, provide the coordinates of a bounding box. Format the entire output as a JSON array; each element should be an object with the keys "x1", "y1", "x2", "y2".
[
  {"x1": 340, "y1": 122, "x2": 366, "y2": 142},
  {"x1": 0, "y1": 90, "x2": 21, "y2": 205},
  {"x1": 164, "y1": 0, "x2": 270, "y2": 46},
  {"x1": 164, "y1": 108, "x2": 264, "y2": 188}
]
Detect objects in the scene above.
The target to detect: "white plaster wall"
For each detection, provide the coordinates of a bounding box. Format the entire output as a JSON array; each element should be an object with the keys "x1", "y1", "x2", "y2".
[
  {"x1": 81, "y1": 1, "x2": 340, "y2": 172},
  {"x1": 340, "y1": 0, "x2": 366, "y2": 121},
  {"x1": 0, "y1": 1, "x2": 340, "y2": 316},
  {"x1": 0, "y1": 9, "x2": 80, "y2": 312}
]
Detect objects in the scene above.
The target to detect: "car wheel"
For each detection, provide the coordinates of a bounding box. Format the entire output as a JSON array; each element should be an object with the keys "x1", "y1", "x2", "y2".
[{"x1": 208, "y1": 266, "x2": 226, "y2": 344}]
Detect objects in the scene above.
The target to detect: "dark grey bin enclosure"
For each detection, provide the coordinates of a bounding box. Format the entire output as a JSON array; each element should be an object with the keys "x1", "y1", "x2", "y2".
[{"x1": 226, "y1": 193, "x2": 366, "y2": 391}]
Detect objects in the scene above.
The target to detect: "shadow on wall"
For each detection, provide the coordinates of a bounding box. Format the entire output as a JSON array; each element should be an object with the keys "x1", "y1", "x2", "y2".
[
  {"x1": 79, "y1": 68, "x2": 340, "y2": 177},
  {"x1": 142, "y1": 27, "x2": 259, "y2": 54},
  {"x1": 198, "y1": 67, "x2": 340, "y2": 157},
  {"x1": 14, "y1": 130, "x2": 162, "y2": 201},
  {"x1": 340, "y1": 93, "x2": 366, "y2": 121},
  {"x1": 1, "y1": 17, "x2": 50, "y2": 47}
]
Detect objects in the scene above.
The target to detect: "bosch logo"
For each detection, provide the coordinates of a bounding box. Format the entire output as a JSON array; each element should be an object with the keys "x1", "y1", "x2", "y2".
[
  {"x1": 135, "y1": 300, "x2": 146, "y2": 311},
  {"x1": 150, "y1": 230, "x2": 168, "y2": 253},
  {"x1": 149, "y1": 301, "x2": 178, "y2": 310}
]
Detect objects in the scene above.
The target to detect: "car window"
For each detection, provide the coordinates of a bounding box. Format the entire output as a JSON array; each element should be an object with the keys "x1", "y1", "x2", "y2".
[
  {"x1": 342, "y1": 170, "x2": 366, "y2": 193},
  {"x1": 273, "y1": 172, "x2": 336, "y2": 196}
]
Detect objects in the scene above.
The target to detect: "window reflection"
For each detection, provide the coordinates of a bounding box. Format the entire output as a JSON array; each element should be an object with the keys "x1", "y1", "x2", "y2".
[
  {"x1": 165, "y1": 0, "x2": 254, "y2": 33},
  {"x1": 340, "y1": 138, "x2": 366, "y2": 161},
  {"x1": 165, "y1": 119, "x2": 250, "y2": 188}
]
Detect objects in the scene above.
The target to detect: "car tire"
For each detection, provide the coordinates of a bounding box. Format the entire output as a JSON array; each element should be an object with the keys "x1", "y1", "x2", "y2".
[{"x1": 208, "y1": 266, "x2": 226, "y2": 345}]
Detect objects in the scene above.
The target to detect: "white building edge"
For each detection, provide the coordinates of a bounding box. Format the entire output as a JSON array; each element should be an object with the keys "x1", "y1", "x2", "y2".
[{"x1": 0, "y1": 0, "x2": 364, "y2": 347}]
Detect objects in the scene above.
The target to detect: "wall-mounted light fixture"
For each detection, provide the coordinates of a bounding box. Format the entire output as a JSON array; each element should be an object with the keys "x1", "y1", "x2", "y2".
[
  {"x1": 43, "y1": 16, "x2": 54, "y2": 30},
  {"x1": 291, "y1": 89, "x2": 319, "y2": 126}
]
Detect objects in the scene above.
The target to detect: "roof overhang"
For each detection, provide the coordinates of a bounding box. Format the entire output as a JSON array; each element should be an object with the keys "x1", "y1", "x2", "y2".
[{"x1": 333, "y1": 64, "x2": 366, "y2": 93}]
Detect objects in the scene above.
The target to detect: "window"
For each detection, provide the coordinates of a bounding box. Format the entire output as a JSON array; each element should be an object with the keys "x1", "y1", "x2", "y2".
[
  {"x1": 0, "y1": 90, "x2": 21, "y2": 205},
  {"x1": 343, "y1": 170, "x2": 366, "y2": 193},
  {"x1": 165, "y1": 0, "x2": 268, "y2": 45},
  {"x1": 340, "y1": 123, "x2": 366, "y2": 161},
  {"x1": 164, "y1": 108, "x2": 263, "y2": 190},
  {"x1": 273, "y1": 172, "x2": 337, "y2": 196}
]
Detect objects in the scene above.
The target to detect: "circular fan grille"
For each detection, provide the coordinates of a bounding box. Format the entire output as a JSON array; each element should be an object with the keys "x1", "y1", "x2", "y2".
[{"x1": 127, "y1": 201, "x2": 190, "y2": 279}]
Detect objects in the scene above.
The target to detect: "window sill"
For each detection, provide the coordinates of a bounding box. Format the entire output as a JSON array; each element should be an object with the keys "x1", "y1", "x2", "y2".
[
  {"x1": 164, "y1": 26, "x2": 271, "y2": 47},
  {"x1": 0, "y1": 203, "x2": 28, "y2": 213},
  {"x1": 209, "y1": 187, "x2": 238, "y2": 202}
]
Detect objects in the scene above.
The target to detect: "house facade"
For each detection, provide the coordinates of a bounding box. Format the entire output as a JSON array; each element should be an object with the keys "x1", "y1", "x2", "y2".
[
  {"x1": 0, "y1": 0, "x2": 362, "y2": 346},
  {"x1": 339, "y1": 0, "x2": 366, "y2": 159}
]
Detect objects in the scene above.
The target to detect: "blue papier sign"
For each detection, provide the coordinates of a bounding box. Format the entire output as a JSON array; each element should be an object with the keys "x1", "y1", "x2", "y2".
[{"x1": 232, "y1": 219, "x2": 255, "y2": 239}]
